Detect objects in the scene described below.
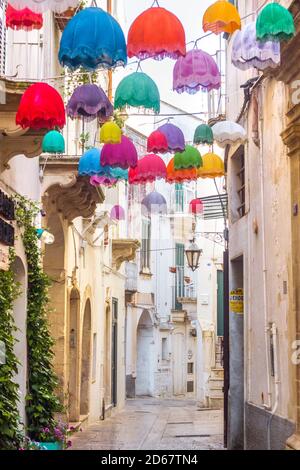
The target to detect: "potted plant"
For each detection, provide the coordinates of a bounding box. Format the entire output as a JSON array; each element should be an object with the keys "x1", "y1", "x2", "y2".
[{"x1": 34, "y1": 421, "x2": 75, "y2": 450}]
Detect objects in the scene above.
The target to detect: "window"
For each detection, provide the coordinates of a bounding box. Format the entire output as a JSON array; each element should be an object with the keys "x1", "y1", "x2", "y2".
[
  {"x1": 231, "y1": 145, "x2": 246, "y2": 220},
  {"x1": 162, "y1": 338, "x2": 168, "y2": 361},
  {"x1": 187, "y1": 363, "x2": 194, "y2": 374},
  {"x1": 140, "y1": 217, "x2": 151, "y2": 272},
  {"x1": 174, "y1": 243, "x2": 185, "y2": 310},
  {"x1": 175, "y1": 183, "x2": 184, "y2": 212}
]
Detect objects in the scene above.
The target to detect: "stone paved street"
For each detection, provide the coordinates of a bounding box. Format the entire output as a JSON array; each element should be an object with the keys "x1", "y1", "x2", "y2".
[{"x1": 70, "y1": 398, "x2": 224, "y2": 450}]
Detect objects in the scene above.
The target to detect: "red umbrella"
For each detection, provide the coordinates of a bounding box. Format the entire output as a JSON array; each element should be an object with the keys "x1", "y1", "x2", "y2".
[
  {"x1": 16, "y1": 83, "x2": 65, "y2": 130},
  {"x1": 147, "y1": 130, "x2": 168, "y2": 154},
  {"x1": 129, "y1": 154, "x2": 166, "y2": 184},
  {"x1": 189, "y1": 198, "x2": 204, "y2": 215},
  {"x1": 6, "y1": 3, "x2": 43, "y2": 31}
]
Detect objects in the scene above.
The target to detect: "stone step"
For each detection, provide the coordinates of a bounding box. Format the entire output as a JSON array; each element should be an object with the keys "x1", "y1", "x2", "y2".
[
  {"x1": 209, "y1": 396, "x2": 224, "y2": 410},
  {"x1": 211, "y1": 368, "x2": 224, "y2": 379},
  {"x1": 209, "y1": 388, "x2": 224, "y2": 398},
  {"x1": 209, "y1": 378, "x2": 224, "y2": 390}
]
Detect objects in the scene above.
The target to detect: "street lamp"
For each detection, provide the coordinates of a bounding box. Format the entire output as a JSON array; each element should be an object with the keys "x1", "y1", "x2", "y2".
[
  {"x1": 36, "y1": 229, "x2": 55, "y2": 245},
  {"x1": 185, "y1": 239, "x2": 202, "y2": 272}
]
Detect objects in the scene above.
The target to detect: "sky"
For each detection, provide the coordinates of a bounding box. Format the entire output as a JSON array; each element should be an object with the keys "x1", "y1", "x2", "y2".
[{"x1": 114, "y1": 0, "x2": 222, "y2": 114}]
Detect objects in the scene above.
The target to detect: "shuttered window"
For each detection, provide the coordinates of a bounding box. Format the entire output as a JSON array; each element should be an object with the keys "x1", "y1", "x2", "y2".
[{"x1": 0, "y1": 1, "x2": 6, "y2": 76}]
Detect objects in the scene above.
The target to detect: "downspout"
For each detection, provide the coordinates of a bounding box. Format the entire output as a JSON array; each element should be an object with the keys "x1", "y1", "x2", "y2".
[
  {"x1": 259, "y1": 94, "x2": 272, "y2": 411},
  {"x1": 267, "y1": 323, "x2": 279, "y2": 450}
]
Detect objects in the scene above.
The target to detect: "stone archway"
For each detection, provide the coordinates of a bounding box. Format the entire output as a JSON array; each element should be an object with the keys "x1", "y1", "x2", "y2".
[
  {"x1": 68, "y1": 288, "x2": 80, "y2": 422},
  {"x1": 43, "y1": 213, "x2": 66, "y2": 402},
  {"x1": 80, "y1": 299, "x2": 92, "y2": 416},
  {"x1": 136, "y1": 310, "x2": 154, "y2": 397},
  {"x1": 11, "y1": 256, "x2": 27, "y2": 425}
]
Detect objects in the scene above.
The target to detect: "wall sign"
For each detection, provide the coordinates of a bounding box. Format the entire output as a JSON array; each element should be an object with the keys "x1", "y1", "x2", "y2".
[{"x1": 230, "y1": 288, "x2": 244, "y2": 314}]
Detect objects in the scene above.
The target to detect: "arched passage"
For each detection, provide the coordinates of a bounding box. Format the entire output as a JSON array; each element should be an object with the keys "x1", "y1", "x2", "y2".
[
  {"x1": 80, "y1": 299, "x2": 92, "y2": 416},
  {"x1": 136, "y1": 310, "x2": 154, "y2": 396},
  {"x1": 11, "y1": 256, "x2": 27, "y2": 426},
  {"x1": 43, "y1": 213, "x2": 66, "y2": 401},
  {"x1": 68, "y1": 288, "x2": 80, "y2": 422}
]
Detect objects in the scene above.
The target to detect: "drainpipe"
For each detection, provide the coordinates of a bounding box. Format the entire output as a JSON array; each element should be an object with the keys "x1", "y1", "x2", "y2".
[
  {"x1": 267, "y1": 323, "x2": 279, "y2": 450},
  {"x1": 259, "y1": 94, "x2": 272, "y2": 411}
]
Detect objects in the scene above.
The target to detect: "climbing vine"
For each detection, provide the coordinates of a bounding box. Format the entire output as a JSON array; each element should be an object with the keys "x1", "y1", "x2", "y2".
[
  {"x1": 0, "y1": 250, "x2": 23, "y2": 449},
  {"x1": 14, "y1": 196, "x2": 61, "y2": 440}
]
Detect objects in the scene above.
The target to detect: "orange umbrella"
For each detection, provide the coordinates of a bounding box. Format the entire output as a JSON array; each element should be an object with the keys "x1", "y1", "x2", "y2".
[
  {"x1": 203, "y1": 1, "x2": 241, "y2": 35},
  {"x1": 166, "y1": 158, "x2": 197, "y2": 183},
  {"x1": 197, "y1": 152, "x2": 225, "y2": 179}
]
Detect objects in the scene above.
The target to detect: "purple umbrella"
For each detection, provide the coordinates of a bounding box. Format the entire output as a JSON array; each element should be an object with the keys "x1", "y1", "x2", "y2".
[
  {"x1": 173, "y1": 49, "x2": 221, "y2": 94},
  {"x1": 141, "y1": 191, "x2": 167, "y2": 216},
  {"x1": 110, "y1": 205, "x2": 125, "y2": 221},
  {"x1": 101, "y1": 135, "x2": 138, "y2": 169},
  {"x1": 66, "y1": 84, "x2": 113, "y2": 122},
  {"x1": 157, "y1": 123, "x2": 185, "y2": 153},
  {"x1": 232, "y1": 22, "x2": 280, "y2": 71}
]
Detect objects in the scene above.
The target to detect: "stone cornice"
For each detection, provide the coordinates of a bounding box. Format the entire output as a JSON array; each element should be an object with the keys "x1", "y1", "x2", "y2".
[{"x1": 112, "y1": 239, "x2": 140, "y2": 271}]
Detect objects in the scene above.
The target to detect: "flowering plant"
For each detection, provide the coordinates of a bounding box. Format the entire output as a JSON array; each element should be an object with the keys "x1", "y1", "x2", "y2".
[
  {"x1": 37, "y1": 421, "x2": 76, "y2": 449},
  {"x1": 19, "y1": 436, "x2": 44, "y2": 451}
]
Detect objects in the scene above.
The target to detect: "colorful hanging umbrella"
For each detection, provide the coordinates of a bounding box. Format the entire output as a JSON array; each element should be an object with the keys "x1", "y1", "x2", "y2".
[
  {"x1": 212, "y1": 121, "x2": 247, "y2": 147},
  {"x1": 66, "y1": 84, "x2": 113, "y2": 122},
  {"x1": 101, "y1": 135, "x2": 138, "y2": 169},
  {"x1": 194, "y1": 124, "x2": 214, "y2": 145},
  {"x1": 127, "y1": 6, "x2": 186, "y2": 60},
  {"x1": 59, "y1": 7, "x2": 127, "y2": 71},
  {"x1": 141, "y1": 191, "x2": 167, "y2": 216},
  {"x1": 203, "y1": 0, "x2": 241, "y2": 35},
  {"x1": 147, "y1": 130, "x2": 168, "y2": 154},
  {"x1": 197, "y1": 152, "x2": 225, "y2": 179},
  {"x1": 42, "y1": 130, "x2": 65, "y2": 154},
  {"x1": 232, "y1": 22, "x2": 280, "y2": 71},
  {"x1": 166, "y1": 158, "x2": 197, "y2": 184},
  {"x1": 16, "y1": 83, "x2": 65, "y2": 130},
  {"x1": 157, "y1": 123, "x2": 185, "y2": 153},
  {"x1": 6, "y1": 4, "x2": 43, "y2": 31},
  {"x1": 129, "y1": 154, "x2": 166, "y2": 184},
  {"x1": 256, "y1": 2, "x2": 295, "y2": 43},
  {"x1": 9, "y1": 0, "x2": 79, "y2": 13},
  {"x1": 173, "y1": 49, "x2": 221, "y2": 94},
  {"x1": 189, "y1": 198, "x2": 204, "y2": 215},
  {"x1": 100, "y1": 122, "x2": 122, "y2": 144},
  {"x1": 110, "y1": 205, "x2": 125, "y2": 221},
  {"x1": 174, "y1": 145, "x2": 202, "y2": 170},
  {"x1": 78, "y1": 148, "x2": 111, "y2": 176},
  {"x1": 114, "y1": 72, "x2": 160, "y2": 113},
  {"x1": 90, "y1": 175, "x2": 118, "y2": 187}
]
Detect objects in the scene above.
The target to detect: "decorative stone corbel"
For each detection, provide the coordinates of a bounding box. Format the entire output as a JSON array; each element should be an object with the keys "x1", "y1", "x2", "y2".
[{"x1": 112, "y1": 239, "x2": 140, "y2": 271}]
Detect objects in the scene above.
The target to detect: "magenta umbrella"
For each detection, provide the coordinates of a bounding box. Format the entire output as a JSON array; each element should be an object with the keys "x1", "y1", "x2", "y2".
[
  {"x1": 101, "y1": 135, "x2": 138, "y2": 169},
  {"x1": 173, "y1": 49, "x2": 221, "y2": 94},
  {"x1": 110, "y1": 205, "x2": 125, "y2": 221}
]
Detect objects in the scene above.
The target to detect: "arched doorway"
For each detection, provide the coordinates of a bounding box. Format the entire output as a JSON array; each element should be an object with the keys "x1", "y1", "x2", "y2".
[
  {"x1": 80, "y1": 299, "x2": 91, "y2": 416},
  {"x1": 11, "y1": 257, "x2": 27, "y2": 425},
  {"x1": 68, "y1": 288, "x2": 80, "y2": 421},
  {"x1": 43, "y1": 213, "x2": 66, "y2": 402},
  {"x1": 136, "y1": 310, "x2": 154, "y2": 396}
]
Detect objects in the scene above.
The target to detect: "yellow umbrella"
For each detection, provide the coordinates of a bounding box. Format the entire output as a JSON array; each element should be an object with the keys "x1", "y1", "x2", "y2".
[
  {"x1": 197, "y1": 152, "x2": 225, "y2": 178},
  {"x1": 100, "y1": 121, "x2": 122, "y2": 144}
]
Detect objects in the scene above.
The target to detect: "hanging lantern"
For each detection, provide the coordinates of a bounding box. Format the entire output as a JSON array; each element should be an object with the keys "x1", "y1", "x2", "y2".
[
  {"x1": 166, "y1": 158, "x2": 197, "y2": 184},
  {"x1": 9, "y1": 0, "x2": 79, "y2": 13},
  {"x1": 256, "y1": 2, "x2": 295, "y2": 43},
  {"x1": 212, "y1": 120, "x2": 247, "y2": 147},
  {"x1": 16, "y1": 83, "x2": 65, "y2": 130},
  {"x1": 203, "y1": 0, "x2": 241, "y2": 35},
  {"x1": 127, "y1": 5, "x2": 186, "y2": 60},
  {"x1": 232, "y1": 22, "x2": 280, "y2": 71},
  {"x1": 42, "y1": 131, "x2": 65, "y2": 154},
  {"x1": 6, "y1": 4, "x2": 43, "y2": 31},
  {"x1": 141, "y1": 191, "x2": 167, "y2": 216},
  {"x1": 185, "y1": 239, "x2": 202, "y2": 272},
  {"x1": 101, "y1": 135, "x2": 138, "y2": 169},
  {"x1": 174, "y1": 145, "x2": 202, "y2": 170},
  {"x1": 59, "y1": 7, "x2": 127, "y2": 71},
  {"x1": 114, "y1": 72, "x2": 160, "y2": 113},
  {"x1": 100, "y1": 122, "x2": 122, "y2": 144},
  {"x1": 157, "y1": 123, "x2": 185, "y2": 153},
  {"x1": 129, "y1": 154, "x2": 166, "y2": 184},
  {"x1": 110, "y1": 205, "x2": 125, "y2": 221},
  {"x1": 194, "y1": 124, "x2": 214, "y2": 145},
  {"x1": 173, "y1": 49, "x2": 221, "y2": 94},
  {"x1": 147, "y1": 130, "x2": 168, "y2": 154},
  {"x1": 189, "y1": 198, "x2": 204, "y2": 215},
  {"x1": 78, "y1": 148, "x2": 111, "y2": 176},
  {"x1": 197, "y1": 152, "x2": 225, "y2": 179},
  {"x1": 66, "y1": 84, "x2": 113, "y2": 122}
]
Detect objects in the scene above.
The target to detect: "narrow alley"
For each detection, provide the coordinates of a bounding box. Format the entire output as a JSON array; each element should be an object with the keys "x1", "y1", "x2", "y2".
[{"x1": 70, "y1": 399, "x2": 224, "y2": 451}]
